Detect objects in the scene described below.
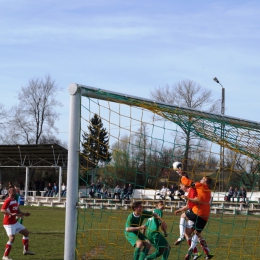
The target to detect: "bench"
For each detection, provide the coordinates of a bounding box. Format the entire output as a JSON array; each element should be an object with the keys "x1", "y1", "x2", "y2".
[{"x1": 255, "y1": 197, "x2": 260, "y2": 203}]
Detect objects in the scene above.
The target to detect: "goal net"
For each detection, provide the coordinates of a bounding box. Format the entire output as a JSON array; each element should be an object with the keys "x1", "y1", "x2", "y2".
[{"x1": 65, "y1": 83, "x2": 260, "y2": 260}]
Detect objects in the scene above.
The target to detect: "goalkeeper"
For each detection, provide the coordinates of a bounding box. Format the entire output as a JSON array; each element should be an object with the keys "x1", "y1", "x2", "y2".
[
  {"x1": 143, "y1": 201, "x2": 171, "y2": 260},
  {"x1": 177, "y1": 169, "x2": 214, "y2": 260}
]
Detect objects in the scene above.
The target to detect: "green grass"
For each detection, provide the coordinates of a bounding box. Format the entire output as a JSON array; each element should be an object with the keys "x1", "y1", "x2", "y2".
[
  {"x1": 0, "y1": 206, "x2": 259, "y2": 260},
  {"x1": 77, "y1": 208, "x2": 260, "y2": 260},
  {"x1": 0, "y1": 206, "x2": 65, "y2": 260}
]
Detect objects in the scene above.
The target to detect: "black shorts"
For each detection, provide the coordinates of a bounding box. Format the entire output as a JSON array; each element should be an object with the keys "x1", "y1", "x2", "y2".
[{"x1": 185, "y1": 210, "x2": 207, "y2": 232}]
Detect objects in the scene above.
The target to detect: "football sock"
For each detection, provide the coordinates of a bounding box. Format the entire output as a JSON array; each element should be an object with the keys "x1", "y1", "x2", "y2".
[
  {"x1": 133, "y1": 247, "x2": 141, "y2": 260},
  {"x1": 199, "y1": 238, "x2": 210, "y2": 255},
  {"x1": 145, "y1": 251, "x2": 162, "y2": 259},
  {"x1": 179, "y1": 217, "x2": 186, "y2": 238},
  {"x1": 139, "y1": 245, "x2": 150, "y2": 260},
  {"x1": 161, "y1": 246, "x2": 171, "y2": 260},
  {"x1": 191, "y1": 234, "x2": 198, "y2": 253},
  {"x1": 22, "y1": 236, "x2": 29, "y2": 251},
  {"x1": 4, "y1": 242, "x2": 12, "y2": 256}
]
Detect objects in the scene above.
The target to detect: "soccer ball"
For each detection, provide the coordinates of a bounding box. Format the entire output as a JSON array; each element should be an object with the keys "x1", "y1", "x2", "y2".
[{"x1": 172, "y1": 161, "x2": 182, "y2": 171}]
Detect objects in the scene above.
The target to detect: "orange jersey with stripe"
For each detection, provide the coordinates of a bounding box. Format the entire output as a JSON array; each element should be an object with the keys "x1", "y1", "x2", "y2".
[{"x1": 181, "y1": 176, "x2": 211, "y2": 220}]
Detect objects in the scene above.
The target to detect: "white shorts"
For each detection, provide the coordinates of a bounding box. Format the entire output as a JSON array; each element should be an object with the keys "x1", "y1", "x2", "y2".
[
  {"x1": 186, "y1": 220, "x2": 194, "y2": 229},
  {"x1": 4, "y1": 222, "x2": 25, "y2": 236}
]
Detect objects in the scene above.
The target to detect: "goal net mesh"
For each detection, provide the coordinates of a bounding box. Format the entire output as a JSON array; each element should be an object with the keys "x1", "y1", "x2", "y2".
[{"x1": 75, "y1": 85, "x2": 260, "y2": 260}]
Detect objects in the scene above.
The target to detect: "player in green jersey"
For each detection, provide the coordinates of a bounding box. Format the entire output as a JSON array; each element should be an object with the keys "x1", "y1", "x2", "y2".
[
  {"x1": 143, "y1": 201, "x2": 171, "y2": 260},
  {"x1": 125, "y1": 201, "x2": 167, "y2": 260}
]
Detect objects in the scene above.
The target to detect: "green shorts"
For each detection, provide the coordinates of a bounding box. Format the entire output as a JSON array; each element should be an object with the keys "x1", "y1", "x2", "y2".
[
  {"x1": 124, "y1": 231, "x2": 148, "y2": 247},
  {"x1": 147, "y1": 232, "x2": 168, "y2": 249}
]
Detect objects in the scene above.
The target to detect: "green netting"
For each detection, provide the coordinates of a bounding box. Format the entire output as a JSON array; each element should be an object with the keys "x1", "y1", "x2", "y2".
[{"x1": 76, "y1": 85, "x2": 260, "y2": 260}]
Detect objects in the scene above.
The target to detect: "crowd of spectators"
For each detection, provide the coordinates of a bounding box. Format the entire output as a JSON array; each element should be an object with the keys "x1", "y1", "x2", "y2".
[
  {"x1": 0, "y1": 179, "x2": 67, "y2": 199},
  {"x1": 226, "y1": 186, "x2": 247, "y2": 203},
  {"x1": 88, "y1": 181, "x2": 134, "y2": 200}
]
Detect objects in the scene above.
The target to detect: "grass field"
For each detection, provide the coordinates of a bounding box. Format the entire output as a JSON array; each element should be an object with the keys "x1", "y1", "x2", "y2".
[
  {"x1": 0, "y1": 206, "x2": 65, "y2": 260},
  {"x1": 77, "y1": 208, "x2": 260, "y2": 260},
  {"x1": 0, "y1": 206, "x2": 259, "y2": 260}
]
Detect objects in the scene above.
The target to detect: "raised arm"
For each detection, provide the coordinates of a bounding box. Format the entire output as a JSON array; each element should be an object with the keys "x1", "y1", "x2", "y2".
[{"x1": 152, "y1": 212, "x2": 167, "y2": 232}]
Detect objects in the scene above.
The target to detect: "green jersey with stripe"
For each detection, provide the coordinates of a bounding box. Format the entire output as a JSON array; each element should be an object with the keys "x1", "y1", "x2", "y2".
[
  {"x1": 125, "y1": 210, "x2": 153, "y2": 234},
  {"x1": 145, "y1": 209, "x2": 163, "y2": 236}
]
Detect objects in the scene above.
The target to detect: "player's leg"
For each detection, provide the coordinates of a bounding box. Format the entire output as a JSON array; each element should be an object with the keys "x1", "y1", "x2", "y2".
[
  {"x1": 3, "y1": 235, "x2": 15, "y2": 259},
  {"x1": 134, "y1": 240, "x2": 144, "y2": 260},
  {"x1": 145, "y1": 233, "x2": 170, "y2": 260},
  {"x1": 139, "y1": 240, "x2": 151, "y2": 260},
  {"x1": 145, "y1": 233, "x2": 161, "y2": 259},
  {"x1": 3, "y1": 224, "x2": 16, "y2": 259},
  {"x1": 174, "y1": 212, "x2": 186, "y2": 245},
  {"x1": 191, "y1": 217, "x2": 213, "y2": 260},
  {"x1": 185, "y1": 220, "x2": 201, "y2": 259},
  {"x1": 19, "y1": 227, "x2": 35, "y2": 255},
  {"x1": 137, "y1": 233, "x2": 151, "y2": 260},
  {"x1": 125, "y1": 232, "x2": 148, "y2": 260}
]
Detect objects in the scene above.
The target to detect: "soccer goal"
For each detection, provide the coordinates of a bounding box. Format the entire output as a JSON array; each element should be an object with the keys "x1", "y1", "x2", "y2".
[{"x1": 65, "y1": 83, "x2": 260, "y2": 260}]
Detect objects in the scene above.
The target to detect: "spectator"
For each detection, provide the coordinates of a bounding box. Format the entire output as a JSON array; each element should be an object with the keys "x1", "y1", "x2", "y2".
[
  {"x1": 61, "y1": 182, "x2": 66, "y2": 197},
  {"x1": 34, "y1": 179, "x2": 40, "y2": 195},
  {"x1": 169, "y1": 184, "x2": 176, "y2": 201},
  {"x1": 96, "y1": 180, "x2": 102, "y2": 198},
  {"x1": 2, "y1": 187, "x2": 8, "y2": 200},
  {"x1": 104, "y1": 188, "x2": 111, "y2": 198},
  {"x1": 45, "y1": 183, "x2": 53, "y2": 197},
  {"x1": 241, "y1": 187, "x2": 247, "y2": 203},
  {"x1": 125, "y1": 184, "x2": 133, "y2": 200},
  {"x1": 157, "y1": 186, "x2": 167, "y2": 200},
  {"x1": 53, "y1": 182, "x2": 59, "y2": 197},
  {"x1": 227, "y1": 186, "x2": 234, "y2": 202},
  {"x1": 232, "y1": 187, "x2": 239, "y2": 202},
  {"x1": 113, "y1": 185, "x2": 121, "y2": 200},
  {"x1": 89, "y1": 183, "x2": 95, "y2": 198},
  {"x1": 40, "y1": 179, "x2": 45, "y2": 192},
  {"x1": 29, "y1": 180, "x2": 34, "y2": 195},
  {"x1": 19, "y1": 178, "x2": 25, "y2": 191},
  {"x1": 122, "y1": 185, "x2": 128, "y2": 199},
  {"x1": 176, "y1": 186, "x2": 185, "y2": 201},
  {"x1": 14, "y1": 186, "x2": 23, "y2": 224}
]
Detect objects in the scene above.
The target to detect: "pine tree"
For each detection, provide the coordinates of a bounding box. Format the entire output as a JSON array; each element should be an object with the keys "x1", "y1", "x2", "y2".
[{"x1": 82, "y1": 114, "x2": 112, "y2": 169}]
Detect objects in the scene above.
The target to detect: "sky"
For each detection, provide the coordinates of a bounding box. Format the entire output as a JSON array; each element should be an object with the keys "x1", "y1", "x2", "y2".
[{"x1": 1, "y1": 0, "x2": 260, "y2": 145}]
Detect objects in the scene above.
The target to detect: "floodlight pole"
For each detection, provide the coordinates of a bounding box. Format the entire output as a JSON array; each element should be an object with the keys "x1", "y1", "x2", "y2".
[{"x1": 213, "y1": 77, "x2": 225, "y2": 192}]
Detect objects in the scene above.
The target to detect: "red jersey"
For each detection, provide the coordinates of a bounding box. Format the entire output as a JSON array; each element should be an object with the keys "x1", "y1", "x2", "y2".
[
  {"x1": 1, "y1": 197, "x2": 19, "y2": 225},
  {"x1": 187, "y1": 187, "x2": 198, "y2": 210}
]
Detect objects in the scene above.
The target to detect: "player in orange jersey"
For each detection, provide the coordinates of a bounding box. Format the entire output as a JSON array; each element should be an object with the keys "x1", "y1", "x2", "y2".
[{"x1": 177, "y1": 170, "x2": 214, "y2": 260}]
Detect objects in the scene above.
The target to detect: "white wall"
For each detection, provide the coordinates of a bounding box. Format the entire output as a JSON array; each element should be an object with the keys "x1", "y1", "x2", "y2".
[{"x1": 133, "y1": 189, "x2": 260, "y2": 201}]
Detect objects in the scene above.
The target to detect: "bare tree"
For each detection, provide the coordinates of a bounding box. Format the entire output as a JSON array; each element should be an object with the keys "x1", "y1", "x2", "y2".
[
  {"x1": 0, "y1": 103, "x2": 7, "y2": 143},
  {"x1": 150, "y1": 79, "x2": 220, "y2": 171},
  {"x1": 9, "y1": 75, "x2": 62, "y2": 144}
]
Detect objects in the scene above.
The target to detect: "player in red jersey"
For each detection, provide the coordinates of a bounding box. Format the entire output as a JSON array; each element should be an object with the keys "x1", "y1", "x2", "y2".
[
  {"x1": 1, "y1": 186, "x2": 35, "y2": 260},
  {"x1": 174, "y1": 184, "x2": 201, "y2": 260}
]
